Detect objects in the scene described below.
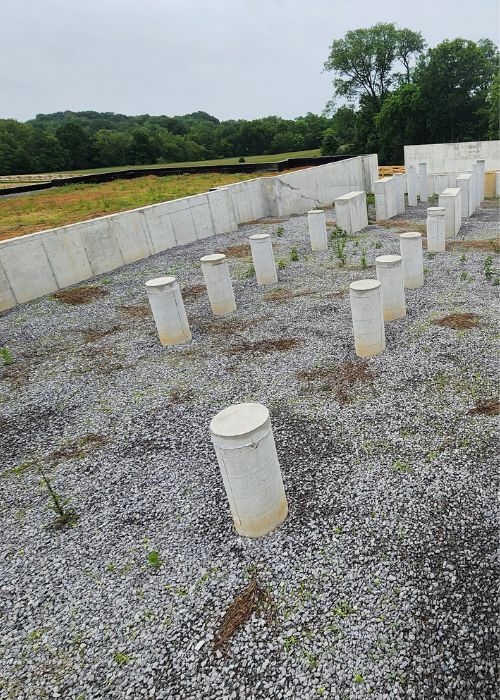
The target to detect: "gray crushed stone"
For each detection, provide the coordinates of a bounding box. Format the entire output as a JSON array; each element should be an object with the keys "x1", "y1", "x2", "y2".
[{"x1": 0, "y1": 199, "x2": 499, "y2": 700}]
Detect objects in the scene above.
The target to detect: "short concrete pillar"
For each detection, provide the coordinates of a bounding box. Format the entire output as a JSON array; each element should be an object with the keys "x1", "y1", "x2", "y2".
[
  {"x1": 145, "y1": 276, "x2": 192, "y2": 346},
  {"x1": 419, "y1": 163, "x2": 428, "y2": 202},
  {"x1": 394, "y1": 173, "x2": 406, "y2": 214},
  {"x1": 335, "y1": 191, "x2": 368, "y2": 233},
  {"x1": 407, "y1": 166, "x2": 418, "y2": 206},
  {"x1": 426, "y1": 208, "x2": 446, "y2": 252},
  {"x1": 374, "y1": 177, "x2": 397, "y2": 220},
  {"x1": 349, "y1": 279, "x2": 386, "y2": 357},
  {"x1": 249, "y1": 233, "x2": 277, "y2": 286},
  {"x1": 496, "y1": 171, "x2": 500, "y2": 198},
  {"x1": 438, "y1": 187, "x2": 462, "y2": 238},
  {"x1": 399, "y1": 232, "x2": 424, "y2": 289},
  {"x1": 210, "y1": 402, "x2": 288, "y2": 538},
  {"x1": 200, "y1": 253, "x2": 236, "y2": 315},
  {"x1": 307, "y1": 210, "x2": 328, "y2": 251},
  {"x1": 455, "y1": 173, "x2": 474, "y2": 217},
  {"x1": 375, "y1": 255, "x2": 406, "y2": 321},
  {"x1": 469, "y1": 164, "x2": 481, "y2": 210},
  {"x1": 477, "y1": 160, "x2": 486, "y2": 203}
]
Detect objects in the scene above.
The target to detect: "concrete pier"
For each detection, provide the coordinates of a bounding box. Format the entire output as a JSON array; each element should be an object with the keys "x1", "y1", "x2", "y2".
[
  {"x1": 394, "y1": 173, "x2": 406, "y2": 214},
  {"x1": 399, "y1": 232, "x2": 424, "y2": 289},
  {"x1": 349, "y1": 279, "x2": 386, "y2": 357},
  {"x1": 419, "y1": 163, "x2": 428, "y2": 202},
  {"x1": 426, "y1": 208, "x2": 446, "y2": 252},
  {"x1": 375, "y1": 255, "x2": 406, "y2": 321},
  {"x1": 307, "y1": 210, "x2": 328, "y2": 251},
  {"x1": 438, "y1": 188, "x2": 462, "y2": 238},
  {"x1": 455, "y1": 173, "x2": 474, "y2": 217},
  {"x1": 477, "y1": 159, "x2": 486, "y2": 203},
  {"x1": 249, "y1": 233, "x2": 278, "y2": 286},
  {"x1": 200, "y1": 253, "x2": 236, "y2": 315},
  {"x1": 210, "y1": 402, "x2": 288, "y2": 538},
  {"x1": 145, "y1": 276, "x2": 192, "y2": 346},
  {"x1": 334, "y1": 191, "x2": 368, "y2": 233},
  {"x1": 374, "y1": 177, "x2": 397, "y2": 220},
  {"x1": 407, "y1": 166, "x2": 418, "y2": 206}
]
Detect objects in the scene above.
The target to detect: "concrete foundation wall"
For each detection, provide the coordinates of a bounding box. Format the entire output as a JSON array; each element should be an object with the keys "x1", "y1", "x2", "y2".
[
  {"x1": 404, "y1": 141, "x2": 500, "y2": 174},
  {"x1": 0, "y1": 154, "x2": 378, "y2": 312}
]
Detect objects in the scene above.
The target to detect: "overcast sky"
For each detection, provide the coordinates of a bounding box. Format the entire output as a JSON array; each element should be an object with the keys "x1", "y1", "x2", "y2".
[{"x1": 1, "y1": 0, "x2": 498, "y2": 122}]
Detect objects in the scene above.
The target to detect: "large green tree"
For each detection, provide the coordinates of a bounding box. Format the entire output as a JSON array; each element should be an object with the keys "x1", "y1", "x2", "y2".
[{"x1": 324, "y1": 23, "x2": 425, "y2": 110}]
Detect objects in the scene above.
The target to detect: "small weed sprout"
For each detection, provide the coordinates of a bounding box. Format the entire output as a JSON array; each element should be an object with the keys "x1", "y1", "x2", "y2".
[
  {"x1": 375, "y1": 241, "x2": 383, "y2": 249},
  {"x1": 392, "y1": 459, "x2": 411, "y2": 473},
  {"x1": 354, "y1": 672, "x2": 364, "y2": 684},
  {"x1": 147, "y1": 551, "x2": 162, "y2": 569},
  {"x1": 335, "y1": 239, "x2": 347, "y2": 266},
  {"x1": 277, "y1": 258, "x2": 287, "y2": 270},
  {"x1": 460, "y1": 253, "x2": 467, "y2": 262},
  {"x1": 484, "y1": 255, "x2": 494, "y2": 279},
  {"x1": 333, "y1": 600, "x2": 354, "y2": 618},
  {"x1": 427, "y1": 252, "x2": 436, "y2": 259},
  {"x1": 330, "y1": 225, "x2": 347, "y2": 240},
  {"x1": 244, "y1": 263, "x2": 256, "y2": 279},
  {"x1": 360, "y1": 248, "x2": 368, "y2": 269},
  {"x1": 275, "y1": 225, "x2": 285, "y2": 237},
  {"x1": 290, "y1": 247, "x2": 299, "y2": 262},
  {"x1": 0, "y1": 346, "x2": 13, "y2": 366},
  {"x1": 113, "y1": 652, "x2": 130, "y2": 666},
  {"x1": 460, "y1": 271, "x2": 468, "y2": 281},
  {"x1": 38, "y1": 463, "x2": 78, "y2": 528}
]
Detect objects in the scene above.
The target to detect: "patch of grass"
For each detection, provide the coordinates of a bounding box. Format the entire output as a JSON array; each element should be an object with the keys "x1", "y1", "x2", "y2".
[
  {"x1": 333, "y1": 600, "x2": 355, "y2": 618},
  {"x1": 290, "y1": 247, "x2": 299, "y2": 262},
  {"x1": 0, "y1": 172, "x2": 288, "y2": 241},
  {"x1": 169, "y1": 388, "x2": 195, "y2": 404},
  {"x1": 335, "y1": 239, "x2": 347, "y2": 266},
  {"x1": 277, "y1": 258, "x2": 288, "y2": 270},
  {"x1": 52, "y1": 286, "x2": 107, "y2": 305},
  {"x1": 297, "y1": 360, "x2": 373, "y2": 404},
  {"x1": 392, "y1": 459, "x2": 411, "y2": 473},
  {"x1": 113, "y1": 652, "x2": 131, "y2": 666},
  {"x1": 38, "y1": 463, "x2": 78, "y2": 529},
  {"x1": 275, "y1": 225, "x2": 285, "y2": 237},
  {"x1": 0, "y1": 346, "x2": 14, "y2": 366},
  {"x1": 147, "y1": 551, "x2": 162, "y2": 569}
]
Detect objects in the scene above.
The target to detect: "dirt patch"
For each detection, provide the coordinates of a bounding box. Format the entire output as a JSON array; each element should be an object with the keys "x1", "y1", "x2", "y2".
[
  {"x1": 297, "y1": 360, "x2": 374, "y2": 404},
  {"x1": 120, "y1": 304, "x2": 150, "y2": 318},
  {"x1": 49, "y1": 433, "x2": 107, "y2": 464},
  {"x1": 195, "y1": 317, "x2": 256, "y2": 337},
  {"x1": 377, "y1": 220, "x2": 426, "y2": 234},
  {"x1": 263, "y1": 288, "x2": 315, "y2": 302},
  {"x1": 221, "y1": 244, "x2": 251, "y2": 258},
  {"x1": 229, "y1": 338, "x2": 301, "y2": 354},
  {"x1": 52, "y1": 286, "x2": 108, "y2": 305},
  {"x1": 214, "y1": 576, "x2": 274, "y2": 651},
  {"x1": 182, "y1": 284, "x2": 207, "y2": 301},
  {"x1": 468, "y1": 399, "x2": 500, "y2": 416},
  {"x1": 245, "y1": 217, "x2": 286, "y2": 225},
  {"x1": 169, "y1": 388, "x2": 195, "y2": 404},
  {"x1": 432, "y1": 313, "x2": 481, "y2": 330},
  {"x1": 446, "y1": 240, "x2": 499, "y2": 253},
  {"x1": 83, "y1": 325, "x2": 124, "y2": 343}
]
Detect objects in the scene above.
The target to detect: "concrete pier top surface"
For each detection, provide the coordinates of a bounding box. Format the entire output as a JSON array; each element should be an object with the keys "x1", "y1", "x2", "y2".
[
  {"x1": 375, "y1": 254, "x2": 402, "y2": 267},
  {"x1": 200, "y1": 253, "x2": 226, "y2": 265},
  {"x1": 210, "y1": 402, "x2": 270, "y2": 438},
  {"x1": 350, "y1": 279, "x2": 381, "y2": 292},
  {"x1": 145, "y1": 276, "x2": 176, "y2": 289}
]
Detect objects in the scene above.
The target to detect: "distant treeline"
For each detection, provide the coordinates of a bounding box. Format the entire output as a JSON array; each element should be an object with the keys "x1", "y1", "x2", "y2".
[{"x1": 0, "y1": 30, "x2": 498, "y2": 175}]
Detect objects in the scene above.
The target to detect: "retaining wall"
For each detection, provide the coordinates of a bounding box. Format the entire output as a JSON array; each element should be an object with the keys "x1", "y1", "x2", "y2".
[
  {"x1": 404, "y1": 141, "x2": 500, "y2": 174},
  {"x1": 0, "y1": 154, "x2": 378, "y2": 311}
]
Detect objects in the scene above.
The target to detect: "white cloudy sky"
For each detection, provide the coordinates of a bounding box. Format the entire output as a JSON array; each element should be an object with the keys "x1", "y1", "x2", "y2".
[{"x1": 1, "y1": 0, "x2": 498, "y2": 122}]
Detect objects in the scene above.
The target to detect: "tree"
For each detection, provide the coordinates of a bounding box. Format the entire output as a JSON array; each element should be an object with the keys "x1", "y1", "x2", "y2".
[
  {"x1": 324, "y1": 23, "x2": 424, "y2": 110},
  {"x1": 55, "y1": 121, "x2": 93, "y2": 169},
  {"x1": 416, "y1": 38, "x2": 499, "y2": 142},
  {"x1": 94, "y1": 130, "x2": 132, "y2": 166},
  {"x1": 320, "y1": 128, "x2": 340, "y2": 155},
  {"x1": 375, "y1": 84, "x2": 427, "y2": 163},
  {"x1": 487, "y1": 70, "x2": 500, "y2": 139}
]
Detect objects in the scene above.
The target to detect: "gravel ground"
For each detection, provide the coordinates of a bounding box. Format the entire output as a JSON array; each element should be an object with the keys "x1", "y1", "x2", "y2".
[{"x1": 0, "y1": 199, "x2": 499, "y2": 700}]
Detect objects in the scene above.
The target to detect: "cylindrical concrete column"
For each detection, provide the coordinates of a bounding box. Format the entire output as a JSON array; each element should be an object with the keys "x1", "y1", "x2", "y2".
[
  {"x1": 307, "y1": 210, "x2": 328, "y2": 251},
  {"x1": 399, "y1": 232, "x2": 424, "y2": 289},
  {"x1": 200, "y1": 253, "x2": 236, "y2": 315},
  {"x1": 375, "y1": 255, "x2": 406, "y2": 321},
  {"x1": 145, "y1": 276, "x2": 192, "y2": 346},
  {"x1": 426, "y1": 207, "x2": 446, "y2": 252},
  {"x1": 419, "y1": 163, "x2": 428, "y2": 202},
  {"x1": 249, "y1": 233, "x2": 277, "y2": 286},
  {"x1": 349, "y1": 279, "x2": 386, "y2": 358},
  {"x1": 210, "y1": 403, "x2": 288, "y2": 538}
]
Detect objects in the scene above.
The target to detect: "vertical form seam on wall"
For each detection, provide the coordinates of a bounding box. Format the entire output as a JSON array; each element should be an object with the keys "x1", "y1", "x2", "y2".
[
  {"x1": 0, "y1": 255, "x2": 18, "y2": 306},
  {"x1": 40, "y1": 238, "x2": 59, "y2": 291},
  {"x1": 139, "y1": 209, "x2": 154, "y2": 255}
]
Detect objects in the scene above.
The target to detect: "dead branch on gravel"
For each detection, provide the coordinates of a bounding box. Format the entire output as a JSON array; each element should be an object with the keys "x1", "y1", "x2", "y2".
[{"x1": 214, "y1": 576, "x2": 274, "y2": 650}]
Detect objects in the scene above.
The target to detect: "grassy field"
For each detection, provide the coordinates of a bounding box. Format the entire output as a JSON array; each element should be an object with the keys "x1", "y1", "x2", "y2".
[
  {"x1": 0, "y1": 149, "x2": 322, "y2": 185},
  {"x1": 0, "y1": 172, "x2": 275, "y2": 241}
]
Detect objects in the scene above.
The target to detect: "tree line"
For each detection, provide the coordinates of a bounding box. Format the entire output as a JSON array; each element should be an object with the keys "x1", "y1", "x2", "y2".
[{"x1": 0, "y1": 25, "x2": 497, "y2": 175}]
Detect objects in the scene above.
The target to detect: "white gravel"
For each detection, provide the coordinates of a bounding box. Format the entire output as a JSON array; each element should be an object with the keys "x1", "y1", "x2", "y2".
[{"x1": 0, "y1": 199, "x2": 499, "y2": 700}]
